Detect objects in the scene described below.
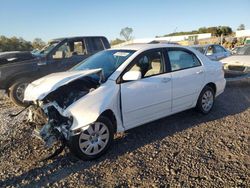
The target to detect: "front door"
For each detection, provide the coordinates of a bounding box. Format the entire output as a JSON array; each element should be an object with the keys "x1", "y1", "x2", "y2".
[
  {"x1": 47, "y1": 39, "x2": 89, "y2": 72},
  {"x1": 120, "y1": 49, "x2": 172, "y2": 129}
]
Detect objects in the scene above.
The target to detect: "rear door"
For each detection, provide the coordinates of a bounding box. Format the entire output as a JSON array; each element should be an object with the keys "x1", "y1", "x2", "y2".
[
  {"x1": 120, "y1": 49, "x2": 172, "y2": 129},
  {"x1": 86, "y1": 37, "x2": 105, "y2": 56},
  {"x1": 166, "y1": 48, "x2": 205, "y2": 113}
]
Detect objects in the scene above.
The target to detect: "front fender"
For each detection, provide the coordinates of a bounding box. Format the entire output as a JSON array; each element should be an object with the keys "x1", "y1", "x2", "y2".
[{"x1": 64, "y1": 81, "x2": 123, "y2": 132}]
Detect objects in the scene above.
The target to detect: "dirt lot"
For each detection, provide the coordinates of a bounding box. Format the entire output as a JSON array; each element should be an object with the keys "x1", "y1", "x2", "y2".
[{"x1": 0, "y1": 80, "x2": 249, "y2": 187}]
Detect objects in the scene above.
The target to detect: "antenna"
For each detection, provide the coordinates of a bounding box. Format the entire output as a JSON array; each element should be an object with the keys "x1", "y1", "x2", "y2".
[{"x1": 168, "y1": 27, "x2": 178, "y2": 43}]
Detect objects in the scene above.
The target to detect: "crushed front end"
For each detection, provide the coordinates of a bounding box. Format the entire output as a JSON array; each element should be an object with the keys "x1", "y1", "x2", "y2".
[
  {"x1": 26, "y1": 75, "x2": 100, "y2": 151},
  {"x1": 28, "y1": 101, "x2": 73, "y2": 148}
]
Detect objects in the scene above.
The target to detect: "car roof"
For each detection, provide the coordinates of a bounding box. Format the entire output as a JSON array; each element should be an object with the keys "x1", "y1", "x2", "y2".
[
  {"x1": 112, "y1": 43, "x2": 181, "y2": 51},
  {"x1": 49, "y1": 36, "x2": 106, "y2": 42},
  {"x1": 190, "y1": 44, "x2": 211, "y2": 48}
]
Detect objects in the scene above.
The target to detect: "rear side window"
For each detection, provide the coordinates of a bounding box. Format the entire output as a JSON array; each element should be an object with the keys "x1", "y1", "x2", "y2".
[
  {"x1": 167, "y1": 49, "x2": 201, "y2": 71},
  {"x1": 89, "y1": 38, "x2": 104, "y2": 51}
]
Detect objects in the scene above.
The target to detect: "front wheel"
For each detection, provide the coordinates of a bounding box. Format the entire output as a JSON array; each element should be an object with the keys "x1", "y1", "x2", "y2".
[
  {"x1": 68, "y1": 116, "x2": 114, "y2": 160},
  {"x1": 196, "y1": 86, "x2": 215, "y2": 114},
  {"x1": 9, "y1": 78, "x2": 31, "y2": 107}
]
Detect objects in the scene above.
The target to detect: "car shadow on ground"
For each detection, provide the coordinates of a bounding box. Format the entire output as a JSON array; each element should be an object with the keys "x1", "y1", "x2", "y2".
[{"x1": 1, "y1": 81, "x2": 250, "y2": 187}]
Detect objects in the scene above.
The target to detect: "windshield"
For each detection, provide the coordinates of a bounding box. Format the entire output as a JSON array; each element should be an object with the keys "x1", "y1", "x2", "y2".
[
  {"x1": 193, "y1": 46, "x2": 206, "y2": 54},
  {"x1": 39, "y1": 42, "x2": 60, "y2": 55},
  {"x1": 72, "y1": 49, "x2": 135, "y2": 80},
  {"x1": 236, "y1": 45, "x2": 250, "y2": 55}
]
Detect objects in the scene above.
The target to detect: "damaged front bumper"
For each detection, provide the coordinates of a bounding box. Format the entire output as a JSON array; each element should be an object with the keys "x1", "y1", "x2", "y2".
[{"x1": 28, "y1": 101, "x2": 75, "y2": 148}]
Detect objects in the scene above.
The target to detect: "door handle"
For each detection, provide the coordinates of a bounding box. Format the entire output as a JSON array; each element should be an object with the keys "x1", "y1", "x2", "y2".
[
  {"x1": 161, "y1": 77, "x2": 171, "y2": 83},
  {"x1": 196, "y1": 70, "x2": 204, "y2": 74}
]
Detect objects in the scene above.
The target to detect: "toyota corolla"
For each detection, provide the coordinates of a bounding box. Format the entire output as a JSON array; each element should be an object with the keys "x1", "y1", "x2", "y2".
[{"x1": 24, "y1": 44, "x2": 226, "y2": 160}]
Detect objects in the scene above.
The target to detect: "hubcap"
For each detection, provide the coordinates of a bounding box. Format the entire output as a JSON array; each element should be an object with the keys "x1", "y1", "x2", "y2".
[
  {"x1": 201, "y1": 90, "x2": 214, "y2": 112},
  {"x1": 79, "y1": 122, "x2": 110, "y2": 155},
  {"x1": 16, "y1": 83, "x2": 29, "y2": 101}
]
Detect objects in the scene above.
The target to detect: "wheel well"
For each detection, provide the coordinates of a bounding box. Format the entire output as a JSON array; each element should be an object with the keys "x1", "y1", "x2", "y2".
[
  {"x1": 6, "y1": 75, "x2": 31, "y2": 90},
  {"x1": 206, "y1": 82, "x2": 216, "y2": 94},
  {"x1": 100, "y1": 110, "x2": 117, "y2": 132},
  {"x1": 6, "y1": 76, "x2": 31, "y2": 96}
]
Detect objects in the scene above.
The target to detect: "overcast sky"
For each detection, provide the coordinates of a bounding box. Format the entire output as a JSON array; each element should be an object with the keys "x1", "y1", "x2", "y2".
[{"x1": 0, "y1": 0, "x2": 249, "y2": 42}]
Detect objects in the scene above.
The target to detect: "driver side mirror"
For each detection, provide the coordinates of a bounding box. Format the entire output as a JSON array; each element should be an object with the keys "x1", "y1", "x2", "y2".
[{"x1": 123, "y1": 71, "x2": 142, "y2": 81}]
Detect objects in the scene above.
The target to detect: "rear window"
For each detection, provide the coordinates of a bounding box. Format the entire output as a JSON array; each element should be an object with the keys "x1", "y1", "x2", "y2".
[{"x1": 193, "y1": 47, "x2": 206, "y2": 54}]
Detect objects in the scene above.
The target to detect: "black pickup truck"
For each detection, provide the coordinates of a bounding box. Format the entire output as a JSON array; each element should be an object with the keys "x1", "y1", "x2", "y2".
[{"x1": 0, "y1": 36, "x2": 110, "y2": 106}]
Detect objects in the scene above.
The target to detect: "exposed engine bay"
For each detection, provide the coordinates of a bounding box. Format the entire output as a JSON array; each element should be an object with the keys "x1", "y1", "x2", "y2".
[{"x1": 28, "y1": 76, "x2": 100, "y2": 149}]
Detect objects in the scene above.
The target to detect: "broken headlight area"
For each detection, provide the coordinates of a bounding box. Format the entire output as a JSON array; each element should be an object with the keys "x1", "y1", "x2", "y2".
[
  {"x1": 28, "y1": 77, "x2": 100, "y2": 147},
  {"x1": 29, "y1": 103, "x2": 73, "y2": 148},
  {"x1": 28, "y1": 77, "x2": 99, "y2": 148}
]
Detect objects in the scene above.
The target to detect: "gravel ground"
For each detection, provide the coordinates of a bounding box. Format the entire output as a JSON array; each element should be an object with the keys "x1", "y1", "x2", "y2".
[{"x1": 0, "y1": 80, "x2": 249, "y2": 187}]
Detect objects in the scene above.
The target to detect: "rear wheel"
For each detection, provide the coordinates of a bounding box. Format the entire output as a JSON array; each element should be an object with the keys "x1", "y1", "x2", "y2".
[
  {"x1": 9, "y1": 78, "x2": 30, "y2": 107},
  {"x1": 196, "y1": 86, "x2": 215, "y2": 114},
  {"x1": 68, "y1": 116, "x2": 114, "y2": 160}
]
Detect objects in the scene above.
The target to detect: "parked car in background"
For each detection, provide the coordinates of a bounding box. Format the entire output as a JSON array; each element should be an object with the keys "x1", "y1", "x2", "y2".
[
  {"x1": 0, "y1": 36, "x2": 110, "y2": 106},
  {"x1": 191, "y1": 44, "x2": 231, "y2": 61},
  {"x1": 221, "y1": 44, "x2": 250, "y2": 77},
  {"x1": 231, "y1": 46, "x2": 243, "y2": 54},
  {"x1": 24, "y1": 44, "x2": 226, "y2": 160},
  {"x1": 245, "y1": 37, "x2": 250, "y2": 45}
]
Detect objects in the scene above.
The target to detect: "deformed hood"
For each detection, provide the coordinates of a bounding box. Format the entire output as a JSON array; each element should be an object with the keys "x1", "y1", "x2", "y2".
[
  {"x1": 24, "y1": 68, "x2": 102, "y2": 101},
  {"x1": 0, "y1": 51, "x2": 36, "y2": 65}
]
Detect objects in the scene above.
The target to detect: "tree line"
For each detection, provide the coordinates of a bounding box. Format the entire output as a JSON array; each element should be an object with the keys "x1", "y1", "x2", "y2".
[
  {"x1": 160, "y1": 24, "x2": 245, "y2": 38},
  {"x1": 160, "y1": 26, "x2": 233, "y2": 37},
  {"x1": 0, "y1": 36, "x2": 46, "y2": 52},
  {"x1": 0, "y1": 24, "x2": 246, "y2": 50}
]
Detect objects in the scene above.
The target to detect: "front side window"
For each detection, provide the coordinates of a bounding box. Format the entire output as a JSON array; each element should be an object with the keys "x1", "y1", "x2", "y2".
[
  {"x1": 52, "y1": 40, "x2": 87, "y2": 59},
  {"x1": 72, "y1": 50, "x2": 135, "y2": 80},
  {"x1": 206, "y1": 45, "x2": 215, "y2": 55},
  {"x1": 39, "y1": 42, "x2": 59, "y2": 55},
  {"x1": 52, "y1": 42, "x2": 71, "y2": 59},
  {"x1": 128, "y1": 50, "x2": 164, "y2": 78},
  {"x1": 167, "y1": 49, "x2": 201, "y2": 71}
]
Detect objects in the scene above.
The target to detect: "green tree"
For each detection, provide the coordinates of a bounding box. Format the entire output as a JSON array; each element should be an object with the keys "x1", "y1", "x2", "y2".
[
  {"x1": 32, "y1": 38, "x2": 46, "y2": 50},
  {"x1": 237, "y1": 24, "x2": 245, "y2": 30},
  {"x1": 110, "y1": 38, "x2": 125, "y2": 46},
  {"x1": 162, "y1": 26, "x2": 233, "y2": 37},
  {"x1": 216, "y1": 26, "x2": 232, "y2": 36},
  {"x1": 0, "y1": 35, "x2": 33, "y2": 52},
  {"x1": 120, "y1": 27, "x2": 133, "y2": 41}
]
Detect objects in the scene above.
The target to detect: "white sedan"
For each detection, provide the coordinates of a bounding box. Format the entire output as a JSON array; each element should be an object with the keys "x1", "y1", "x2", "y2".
[
  {"x1": 24, "y1": 44, "x2": 226, "y2": 160},
  {"x1": 221, "y1": 45, "x2": 250, "y2": 77}
]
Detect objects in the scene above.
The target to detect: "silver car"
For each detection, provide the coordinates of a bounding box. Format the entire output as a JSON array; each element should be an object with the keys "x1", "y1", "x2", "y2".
[{"x1": 191, "y1": 44, "x2": 231, "y2": 61}]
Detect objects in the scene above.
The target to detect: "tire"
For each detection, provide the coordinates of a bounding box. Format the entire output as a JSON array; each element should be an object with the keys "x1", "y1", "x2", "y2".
[
  {"x1": 68, "y1": 116, "x2": 114, "y2": 160},
  {"x1": 9, "y1": 78, "x2": 31, "y2": 107},
  {"x1": 196, "y1": 86, "x2": 215, "y2": 114}
]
